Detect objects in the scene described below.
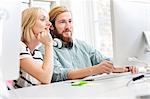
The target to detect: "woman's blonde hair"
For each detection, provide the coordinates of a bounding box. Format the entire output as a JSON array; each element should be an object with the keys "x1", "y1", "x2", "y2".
[
  {"x1": 49, "y1": 6, "x2": 70, "y2": 26},
  {"x1": 21, "y1": 7, "x2": 43, "y2": 44}
]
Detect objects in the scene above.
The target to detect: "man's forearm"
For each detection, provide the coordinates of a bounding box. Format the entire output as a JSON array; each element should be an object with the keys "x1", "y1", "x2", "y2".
[{"x1": 67, "y1": 66, "x2": 95, "y2": 80}]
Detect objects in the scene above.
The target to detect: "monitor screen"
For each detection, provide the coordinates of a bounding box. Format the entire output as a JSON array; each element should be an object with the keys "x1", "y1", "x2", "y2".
[
  {"x1": 111, "y1": 0, "x2": 150, "y2": 67},
  {"x1": 0, "y1": 1, "x2": 21, "y2": 81}
]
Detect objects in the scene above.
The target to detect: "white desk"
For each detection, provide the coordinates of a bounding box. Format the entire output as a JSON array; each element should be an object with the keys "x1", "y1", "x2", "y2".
[{"x1": 9, "y1": 73, "x2": 150, "y2": 99}]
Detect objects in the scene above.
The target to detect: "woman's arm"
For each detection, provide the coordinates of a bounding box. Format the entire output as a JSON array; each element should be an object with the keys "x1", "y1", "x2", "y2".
[{"x1": 21, "y1": 31, "x2": 53, "y2": 84}]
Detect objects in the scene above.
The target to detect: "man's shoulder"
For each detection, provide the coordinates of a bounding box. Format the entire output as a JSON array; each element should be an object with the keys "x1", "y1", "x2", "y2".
[
  {"x1": 74, "y1": 39, "x2": 92, "y2": 51},
  {"x1": 74, "y1": 39, "x2": 87, "y2": 46}
]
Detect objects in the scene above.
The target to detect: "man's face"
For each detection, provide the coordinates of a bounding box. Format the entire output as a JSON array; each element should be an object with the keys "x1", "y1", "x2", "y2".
[{"x1": 53, "y1": 12, "x2": 73, "y2": 43}]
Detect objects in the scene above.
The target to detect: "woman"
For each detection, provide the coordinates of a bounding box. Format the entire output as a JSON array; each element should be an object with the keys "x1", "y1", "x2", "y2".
[{"x1": 13, "y1": 7, "x2": 53, "y2": 88}]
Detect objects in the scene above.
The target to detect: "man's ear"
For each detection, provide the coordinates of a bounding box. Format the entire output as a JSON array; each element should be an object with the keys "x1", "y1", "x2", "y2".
[{"x1": 50, "y1": 24, "x2": 54, "y2": 30}]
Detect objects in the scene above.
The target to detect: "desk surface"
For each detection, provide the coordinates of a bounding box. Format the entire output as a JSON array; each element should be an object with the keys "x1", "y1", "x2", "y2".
[{"x1": 9, "y1": 73, "x2": 150, "y2": 99}]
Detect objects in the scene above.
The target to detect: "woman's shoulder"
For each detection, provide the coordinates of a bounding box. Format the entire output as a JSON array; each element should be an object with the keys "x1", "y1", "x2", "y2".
[
  {"x1": 19, "y1": 41, "x2": 32, "y2": 59},
  {"x1": 20, "y1": 41, "x2": 27, "y2": 47},
  {"x1": 20, "y1": 41, "x2": 28, "y2": 50},
  {"x1": 19, "y1": 41, "x2": 30, "y2": 53}
]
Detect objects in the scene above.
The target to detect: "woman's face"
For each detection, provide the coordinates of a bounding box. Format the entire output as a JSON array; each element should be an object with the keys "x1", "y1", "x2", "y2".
[{"x1": 33, "y1": 10, "x2": 50, "y2": 38}]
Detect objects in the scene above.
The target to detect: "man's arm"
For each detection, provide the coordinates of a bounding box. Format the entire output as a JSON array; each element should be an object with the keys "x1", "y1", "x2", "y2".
[
  {"x1": 67, "y1": 60, "x2": 114, "y2": 80},
  {"x1": 66, "y1": 40, "x2": 114, "y2": 80}
]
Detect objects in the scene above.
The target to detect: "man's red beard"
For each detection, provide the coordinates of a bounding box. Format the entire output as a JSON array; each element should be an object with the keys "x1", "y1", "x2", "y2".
[
  {"x1": 51, "y1": 29, "x2": 72, "y2": 43},
  {"x1": 50, "y1": 29, "x2": 73, "y2": 48}
]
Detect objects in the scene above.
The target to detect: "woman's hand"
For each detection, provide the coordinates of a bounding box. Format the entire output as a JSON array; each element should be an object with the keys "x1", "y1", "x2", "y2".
[{"x1": 37, "y1": 30, "x2": 53, "y2": 46}]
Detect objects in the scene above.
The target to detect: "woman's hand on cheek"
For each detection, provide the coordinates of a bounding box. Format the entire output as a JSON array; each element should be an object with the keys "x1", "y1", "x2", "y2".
[{"x1": 37, "y1": 31, "x2": 53, "y2": 46}]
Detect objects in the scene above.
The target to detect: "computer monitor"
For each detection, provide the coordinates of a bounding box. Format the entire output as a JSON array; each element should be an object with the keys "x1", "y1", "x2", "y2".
[
  {"x1": 0, "y1": 1, "x2": 21, "y2": 81},
  {"x1": 111, "y1": 0, "x2": 150, "y2": 67}
]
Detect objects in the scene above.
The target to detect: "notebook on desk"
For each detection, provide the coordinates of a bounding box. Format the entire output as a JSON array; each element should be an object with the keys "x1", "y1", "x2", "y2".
[{"x1": 83, "y1": 72, "x2": 131, "y2": 81}]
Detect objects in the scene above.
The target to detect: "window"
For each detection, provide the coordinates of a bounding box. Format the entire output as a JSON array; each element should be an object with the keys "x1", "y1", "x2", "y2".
[
  {"x1": 21, "y1": 0, "x2": 60, "y2": 12},
  {"x1": 60, "y1": 0, "x2": 112, "y2": 57},
  {"x1": 93, "y1": 0, "x2": 112, "y2": 57}
]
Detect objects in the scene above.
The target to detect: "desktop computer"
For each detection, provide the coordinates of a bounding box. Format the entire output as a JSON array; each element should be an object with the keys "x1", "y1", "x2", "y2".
[{"x1": 111, "y1": 0, "x2": 150, "y2": 72}]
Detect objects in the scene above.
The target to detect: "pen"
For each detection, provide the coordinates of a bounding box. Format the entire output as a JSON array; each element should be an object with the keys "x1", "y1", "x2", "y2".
[
  {"x1": 71, "y1": 80, "x2": 88, "y2": 86},
  {"x1": 83, "y1": 79, "x2": 94, "y2": 81},
  {"x1": 126, "y1": 74, "x2": 145, "y2": 86},
  {"x1": 132, "y1": 74, "x2": 144, "y2": 81}
]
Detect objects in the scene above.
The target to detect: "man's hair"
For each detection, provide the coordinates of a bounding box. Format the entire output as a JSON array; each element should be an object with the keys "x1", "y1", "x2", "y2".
[
  {"x1": 49, "y1": 6, "x2": 70, "y2": 26},
  {"x1": 21, "y1": 7, "x2": 44, "y2": 43}
]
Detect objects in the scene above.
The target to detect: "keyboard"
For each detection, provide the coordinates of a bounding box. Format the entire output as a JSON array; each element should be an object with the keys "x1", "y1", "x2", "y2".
[{"x1": 83, "y1": 72, "x2": 131, "y2": 81}]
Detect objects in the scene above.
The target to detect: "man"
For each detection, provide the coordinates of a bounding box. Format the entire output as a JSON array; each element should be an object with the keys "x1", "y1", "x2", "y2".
[{"x1": 41, "y1": 6, "x2": 137, "y2": 82}]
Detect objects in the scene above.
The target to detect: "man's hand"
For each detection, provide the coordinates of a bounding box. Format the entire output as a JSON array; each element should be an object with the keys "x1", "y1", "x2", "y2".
[
  {"x1": 113, "y1": 66, "x2": 138, "y2": 74},
  {"x1": 93, "y1": 60, "x2": 114, "y2": 74}
]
